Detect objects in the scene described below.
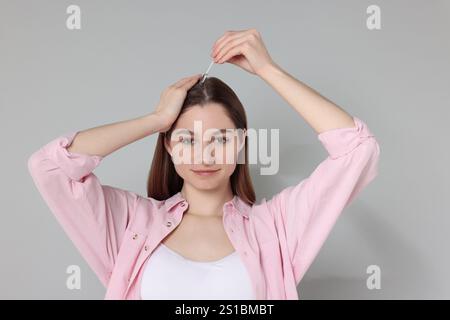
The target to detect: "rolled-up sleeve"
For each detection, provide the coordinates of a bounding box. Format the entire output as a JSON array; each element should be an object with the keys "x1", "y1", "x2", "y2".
[
  {"x1": 27, "y1": 131, "x2": 139, "y2": 287},
  {"x1": 264, "y1": 116, "x2": 380, "y2": 285}
]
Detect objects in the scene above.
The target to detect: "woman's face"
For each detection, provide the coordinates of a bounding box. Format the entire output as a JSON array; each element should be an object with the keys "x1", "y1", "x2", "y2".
[{"x1": 164, "y1": 103, "x2": 246, "y2": 191}]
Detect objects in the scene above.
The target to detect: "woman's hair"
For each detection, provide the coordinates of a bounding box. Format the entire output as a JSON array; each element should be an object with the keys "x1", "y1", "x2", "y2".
[{"x1": 147, "y1": 76, "x2": 256, "y2": 206}]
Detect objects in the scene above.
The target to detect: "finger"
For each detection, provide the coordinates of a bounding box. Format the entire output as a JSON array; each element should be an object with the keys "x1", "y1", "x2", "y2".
[
  {"x1": 176, "y1": 74, "x2": 202, "y2": 89},
  {"x1": 172, "y1": 73, "x2": 200, "y2": 86},
  {"x1": 173, "y1": 74, "x2": 201, "y2": 88},
  {"x1": 212, "y1": 32, "x2": 242, "y2": 58},
  {"x1": 214, "y1": 35, "x2": 248, "y2": 63},
  {"x1": 211, "y1": 30, "x2": 239, "y2": 56},
  {"x1": 212, "y1": 30, "x2": 252, "y2": 58},
  {"x1": 212, "y1": 31, "x2": 235, "y2": 49},
  {"x1": 173, "y1": 77, "x2": 197, "y2": 89},
  {"x1": 217, "y1": 44, "x2": 247, "y2": 64}
]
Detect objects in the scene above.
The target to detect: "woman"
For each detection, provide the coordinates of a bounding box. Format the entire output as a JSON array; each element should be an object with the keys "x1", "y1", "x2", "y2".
[{"x1": 27, "y1": 29, "x2": 380, "y2": 300}]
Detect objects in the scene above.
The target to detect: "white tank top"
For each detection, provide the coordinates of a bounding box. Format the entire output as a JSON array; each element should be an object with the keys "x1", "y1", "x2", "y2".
[{"x1": 140, "y1": 242, "x2": 255, "y2": 300}]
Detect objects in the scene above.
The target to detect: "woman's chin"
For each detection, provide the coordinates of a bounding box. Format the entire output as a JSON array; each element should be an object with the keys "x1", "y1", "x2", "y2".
[
  {"x1": 188, "y1": 177, "x2": 224, "y2": 191},
  {"x1": 191, "y1": 181, "x2": 220, "y2": 190}
]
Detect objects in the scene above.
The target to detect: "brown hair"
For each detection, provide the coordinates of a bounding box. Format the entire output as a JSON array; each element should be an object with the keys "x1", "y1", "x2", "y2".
[{"x1": 146, "y1": 76, "x2": 255, "y2": 206}]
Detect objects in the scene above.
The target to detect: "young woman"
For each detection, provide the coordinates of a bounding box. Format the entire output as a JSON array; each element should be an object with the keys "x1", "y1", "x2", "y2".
[{"x1": 28, "y1": 29, "x2": 380, "y2": 300}]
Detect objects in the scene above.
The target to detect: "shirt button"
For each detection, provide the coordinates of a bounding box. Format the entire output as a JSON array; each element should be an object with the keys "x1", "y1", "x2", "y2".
[
  {"x1": 180, "y1": 202, "x2": 186, "y2": 207},
  {"x1": 144, "y1": 245, "x2": 149, "y2": 251},
  {"x1": 166, "y1": 221, "x2": 172, "y2": 227},
  {"x1": 132, "y1": 233, "x2": 138, "y2": 240},
  {"x1": 230, "y1": 228, "x2": 234, "y2": 233}
]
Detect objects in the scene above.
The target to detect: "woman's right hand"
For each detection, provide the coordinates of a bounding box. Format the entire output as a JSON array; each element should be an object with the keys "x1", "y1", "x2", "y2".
[{"x1": 153, "y1": 73, "x2": 203, "y2": 132}]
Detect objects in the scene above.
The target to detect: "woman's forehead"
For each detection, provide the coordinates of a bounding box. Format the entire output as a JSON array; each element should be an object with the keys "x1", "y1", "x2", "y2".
[{"x1": 174, "y1": 103, "x2": 236, "y2": 130}]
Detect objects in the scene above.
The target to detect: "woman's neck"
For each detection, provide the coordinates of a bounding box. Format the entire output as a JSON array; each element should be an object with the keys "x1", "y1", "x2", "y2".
[{"x1": 180, "y1": 184, "x2": 234, "y2": 218}]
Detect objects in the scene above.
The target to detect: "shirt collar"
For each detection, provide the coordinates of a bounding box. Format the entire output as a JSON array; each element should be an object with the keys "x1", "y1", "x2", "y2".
[{"x1": 163, "y1": 191, "x2": 250, "y2": 219}]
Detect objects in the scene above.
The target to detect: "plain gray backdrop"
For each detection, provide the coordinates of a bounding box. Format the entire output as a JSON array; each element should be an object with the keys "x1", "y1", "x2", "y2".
[{"x1": 1, "y1": 0, "x2": 449, "y2": 299}]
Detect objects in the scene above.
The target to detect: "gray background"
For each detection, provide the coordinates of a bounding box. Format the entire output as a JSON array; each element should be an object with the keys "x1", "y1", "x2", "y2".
[{"x1": 1, "y1": 0, "x2": 449, "y2": 299}]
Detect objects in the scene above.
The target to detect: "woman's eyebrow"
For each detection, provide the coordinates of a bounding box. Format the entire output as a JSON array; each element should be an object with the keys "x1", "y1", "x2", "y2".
[
  {"x1": 177, "y1": 128, "x2": 234, "y2": 135},
  {"x1": 209, "y1": 129, "x2": 235, "y2": 135},
  {"x1": 175, "y1": 129, "x2": 194, "y2": 135}
]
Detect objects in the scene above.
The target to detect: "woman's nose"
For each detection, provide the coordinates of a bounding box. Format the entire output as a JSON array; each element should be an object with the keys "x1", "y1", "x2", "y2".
[
  {"x1": 203, "y1": 148, "x2": 215, "y2": 165},
  {"x1": 192, "y1": 141, "x2": 215, "y2": 165}
]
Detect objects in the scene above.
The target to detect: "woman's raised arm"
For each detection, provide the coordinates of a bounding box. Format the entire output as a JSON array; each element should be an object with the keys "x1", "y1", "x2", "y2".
[
  {"x1": 66, "y1": 112, "x2": 168, "y2": 158},
  {"x1": 27, "y1": 74, "x2": 202, "y2": 286},
  {"x1": 211, "y1": 29, "x2": 380, "y2": 288},
  {"x1": 27, "y1": 113, "x2": 166, "y2": 286}
]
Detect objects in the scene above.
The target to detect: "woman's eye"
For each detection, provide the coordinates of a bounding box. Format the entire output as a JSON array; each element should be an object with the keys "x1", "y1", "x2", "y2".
[
  {"x1": 214, "y1": 136, "x2": 230, "y2": 144},
  {"x1": 178, "y1": 136, "x2": 229, "y2": 145},
  {"x1": 179, "y1": 136, "x2": 195, "y2": 145}
]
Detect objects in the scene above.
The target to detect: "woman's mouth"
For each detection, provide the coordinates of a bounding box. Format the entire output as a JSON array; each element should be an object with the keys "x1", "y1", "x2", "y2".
[{"x1": 191, "y1": 169, "x2": 221, "y2": 176}]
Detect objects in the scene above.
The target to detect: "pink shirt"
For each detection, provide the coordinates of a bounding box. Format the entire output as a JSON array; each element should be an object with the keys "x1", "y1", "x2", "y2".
[{"x1": 27, "y1": 116, "x2": 380, "y2": 300}]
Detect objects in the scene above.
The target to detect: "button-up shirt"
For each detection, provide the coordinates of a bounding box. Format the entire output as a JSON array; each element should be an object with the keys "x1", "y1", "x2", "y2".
[{"x1": 27, "y1": 116, "x2": 380, "y2": 299}]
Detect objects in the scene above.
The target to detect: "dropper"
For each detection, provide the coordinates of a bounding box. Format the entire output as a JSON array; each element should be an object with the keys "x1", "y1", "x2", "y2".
[{"x1": 200, "y1": 60, "x2": 215, "y2": 85}]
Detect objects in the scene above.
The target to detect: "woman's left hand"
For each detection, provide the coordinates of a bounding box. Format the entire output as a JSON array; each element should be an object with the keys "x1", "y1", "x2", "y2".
[{"x1": 211, "y1": 28, "x2": 275, "y2": 76}]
